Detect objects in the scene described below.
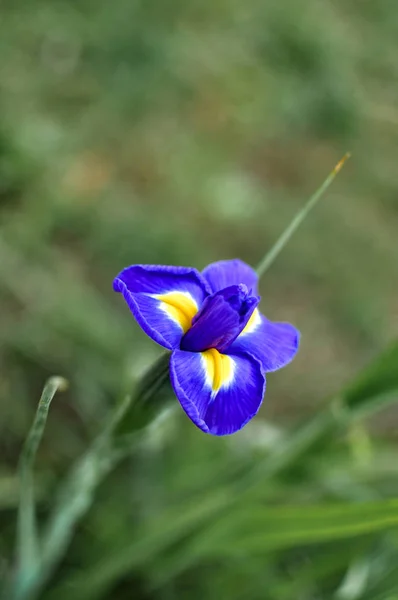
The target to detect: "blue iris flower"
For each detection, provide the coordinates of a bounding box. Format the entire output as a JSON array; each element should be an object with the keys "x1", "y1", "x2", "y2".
[{"x1": 113, "y1": 259, "x2": 300, "y2": 436}]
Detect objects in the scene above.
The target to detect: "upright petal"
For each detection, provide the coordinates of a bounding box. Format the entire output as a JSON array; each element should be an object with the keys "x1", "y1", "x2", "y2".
[
  {"x1": 170, "y1": 348, "x2": 265, "y2": 436},
  {"x1": 114, "y1": 265, "x2": 211, "y2": 349},
  {"x1": 202, "y1": 259, "x2": 259, "y2": 295},
  {"x1": 181, "y1": 284, "x2": 259, "y2": 353},
  {"x1": 228, "y1": 309, "x2": 300, "y2": 372}
]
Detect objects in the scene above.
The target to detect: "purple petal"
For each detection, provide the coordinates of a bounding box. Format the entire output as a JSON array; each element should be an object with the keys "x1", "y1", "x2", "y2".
[
  {"x1": 202, "y1": 259, "x2": 259, "y2": 295},
  {"x1": 113, "y1": 264, "x2": 211, "y2": 350},
  {"x1": 181, "y1": 284, "x2": 259, "y2": 352},
  {"x1": 170, "y1": 348, "x2": 266, "y2": 435},
  {"x1": 228, "y1": 310, "x2": 300, "y2": 372}
]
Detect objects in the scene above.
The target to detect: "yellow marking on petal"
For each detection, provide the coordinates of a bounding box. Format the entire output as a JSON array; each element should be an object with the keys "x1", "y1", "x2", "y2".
[
  {"x1": 154, "y1": 291, "x2": 198, "y2": 332},
  {"x1": 241, "y1": 308, "x2": 261, "y2": 335},
  {"x1": 202, "y1": 348, "x2": 234, "y2": 392}
]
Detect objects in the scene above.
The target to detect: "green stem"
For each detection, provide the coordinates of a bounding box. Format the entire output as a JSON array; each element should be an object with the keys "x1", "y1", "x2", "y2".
[
  {"x1": 115, "y1": 351, "x2": 172, "y2": 436},
  {"x1": 14, "y1": 377, "x2": 68, "y2": 600},
  {"x1": 256, "y1": 153, "x2": 350, "y2": 278}
]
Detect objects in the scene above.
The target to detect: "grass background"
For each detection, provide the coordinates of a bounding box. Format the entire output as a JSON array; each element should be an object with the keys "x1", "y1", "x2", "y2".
[{"x1": 1, "y1": 0, "x2": 398, "y2": 598}]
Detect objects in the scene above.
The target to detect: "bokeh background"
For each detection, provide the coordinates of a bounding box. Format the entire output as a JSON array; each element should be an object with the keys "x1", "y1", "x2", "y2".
[{"x1": 1, "y1": 0, "x2": 398, "y2": 599}]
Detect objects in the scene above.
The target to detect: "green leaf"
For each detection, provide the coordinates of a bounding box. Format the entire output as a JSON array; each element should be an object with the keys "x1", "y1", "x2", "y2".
[{"x1": 189, "y1": 499, "x2": 398, "y2": 557}]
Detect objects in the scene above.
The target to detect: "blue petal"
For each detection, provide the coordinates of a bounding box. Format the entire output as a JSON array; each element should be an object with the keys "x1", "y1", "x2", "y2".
[
  {"x1": 181, "y1": 284, "x2": 259, "y2": 352},
  {"x1": 170, "y1": 348, "x2": 266, "y2": 435},
  {"x1": 228, "y1": 309, "x2": 300, "y2": 372},
  {"x1": 113, "y1": 264, "x2": 211, "y2": 349},
  {"x1": 202, "y1": 259, "x2": 259, "y2": 295}
]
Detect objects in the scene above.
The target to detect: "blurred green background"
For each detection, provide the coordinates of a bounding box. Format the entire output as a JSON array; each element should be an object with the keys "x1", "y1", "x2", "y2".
[{"x1": 1, "y1": 0, "x2": 398, "y2": 598}]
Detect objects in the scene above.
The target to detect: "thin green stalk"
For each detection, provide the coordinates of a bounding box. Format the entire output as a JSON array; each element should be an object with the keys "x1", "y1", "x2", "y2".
[
  {"x1": 14, "y1": 376, "x2": 68, "y2": 599},
  {"x1": 9, "y1": 387, "x2": 134, "y2": 600},
  {"x1": 256, "y1": 153, "x2": 350, "y2": 278}
]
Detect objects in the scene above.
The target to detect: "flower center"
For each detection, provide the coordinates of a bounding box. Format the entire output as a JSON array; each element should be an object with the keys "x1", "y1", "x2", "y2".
[{"x1": 180, "y1": 284, "x2": 260, "y2": 353}]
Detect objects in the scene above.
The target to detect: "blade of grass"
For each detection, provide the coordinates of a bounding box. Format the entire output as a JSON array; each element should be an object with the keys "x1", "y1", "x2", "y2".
[
  {"x1": 187, "y1": 499, "x2": 398, "y2": 557},
  {"x1": 256, "y1": 153, "x2": 350, "y2": 278},
  {"x1": 14, "y1": 376, "x2": 68, "y2": 599},
  {"x1": 10, "y1": 390, "x2": 134, "y2": 600}
]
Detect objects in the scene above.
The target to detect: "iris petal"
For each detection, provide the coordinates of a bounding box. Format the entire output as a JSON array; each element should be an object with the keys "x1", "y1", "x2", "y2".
[
  {"x1": 170, "y1": 348, "x2": 265, "y2": 435},
  {"x1": 113, "y1": 264, "x2": 211, "y2": 349},
  {"x1": 181, "y1": 284, "x2": 259, "y2": 352},
  {"x1": 228, "y1": 310, "x2": 300, "y2": 372},
  {"x1": 154, "y1": 292, "x2": 198, "y2": 333},
  {"x1": 202, "y1": 259, "x2": 259, "y2": 295}
]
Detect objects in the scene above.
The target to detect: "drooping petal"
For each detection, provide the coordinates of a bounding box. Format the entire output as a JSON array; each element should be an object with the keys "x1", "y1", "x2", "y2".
[
  {"x1": 170, "y1": 348, "x2": 265, "y2": 435},
  {"x1": 227, "y1": 309, "x2": 300, "y2": 372},
  {"x1": 202, "y1": 259, "x2": 259, "y2": 295},
  {"x1": 181, "y1": 284, "x2": 259, "y2": 353},
  {"x1": 113, "y1": 264, "x2": 211, "y2": 349}
]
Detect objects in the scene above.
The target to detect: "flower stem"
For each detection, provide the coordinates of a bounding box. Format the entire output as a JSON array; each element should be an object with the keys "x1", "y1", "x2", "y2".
[{"x1": 256, "y1": 153, "x2": 351, "y2": 279}]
